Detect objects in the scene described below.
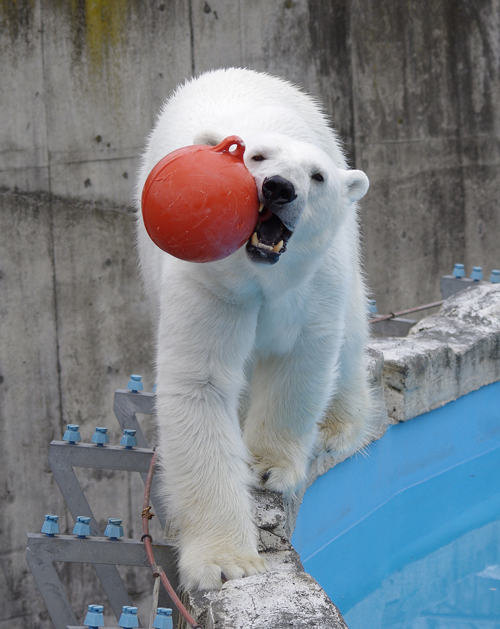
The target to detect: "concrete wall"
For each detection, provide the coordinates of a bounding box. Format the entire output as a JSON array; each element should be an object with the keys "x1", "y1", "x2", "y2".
[
  {"x1": 2, "y1": 1, "x2": 499, "y2": 310},
  {"x1": 1, "y1": 1, "x2": 499, "y2": 627}
]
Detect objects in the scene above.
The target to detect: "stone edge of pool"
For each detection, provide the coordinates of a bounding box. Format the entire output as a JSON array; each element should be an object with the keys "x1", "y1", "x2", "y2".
[{"x1": 179, "y1": 284, "x2": 500, "y2": 629}]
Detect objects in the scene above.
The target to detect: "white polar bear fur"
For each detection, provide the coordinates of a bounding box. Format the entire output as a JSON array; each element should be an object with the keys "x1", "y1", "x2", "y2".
[{"x1": 135, "y1": 68, "x2": 373, "y2": 591}]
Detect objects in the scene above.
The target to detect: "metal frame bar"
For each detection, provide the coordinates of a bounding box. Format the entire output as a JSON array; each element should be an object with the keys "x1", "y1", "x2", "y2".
[
  {"x1": 26, "y1": 389, "x2": 179, "y2": 629},
  {"x1": 440, "y1": 275, "x2": 482, "y2": 299},
  {"x1": 113, "y1": 390, "x2": 155, "y2": 449},
  {"x1": 47, "y1": 441, "x2": 168, "y2": 623},
  {"x1": 48, "y1": 441, "x2": 166, "y2": 530},
  {"x1": 26, "y1": 534, "x2": 177, "y2": 629}
]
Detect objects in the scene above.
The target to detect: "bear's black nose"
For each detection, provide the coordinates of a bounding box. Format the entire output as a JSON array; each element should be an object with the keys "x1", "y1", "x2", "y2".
[{"x1": 262, "y1": 176, "x2": 296, "y2": 206}]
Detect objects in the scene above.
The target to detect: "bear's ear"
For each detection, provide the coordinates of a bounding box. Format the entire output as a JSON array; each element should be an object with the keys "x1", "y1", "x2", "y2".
[
  {"x1": 341, "y1": 169, "x2": 370, "y2": 204},
  {"x1": 193, "y1": 131, "x2": 225, "y2": 147}
]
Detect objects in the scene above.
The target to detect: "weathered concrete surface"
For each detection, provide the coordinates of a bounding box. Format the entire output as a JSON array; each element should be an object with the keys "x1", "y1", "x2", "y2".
[
  {"x1": 0, "y1": 0, "x2": 191, "y2": 204},
  {"x1": 352, "y1": 0, "x2": 500, "y2": 313},
  {"x1": 205, "y1": 572, "x2": 348, "y2": 629},
  {"x1": 2, "y1": 0, "x2": 500, "y2": 313},
  {"x1": 0, "y1": 191, "x2": 63, "y2": 627},
  {"x1": 370, "y1": 284, "x2": 500, "y2": 422}
]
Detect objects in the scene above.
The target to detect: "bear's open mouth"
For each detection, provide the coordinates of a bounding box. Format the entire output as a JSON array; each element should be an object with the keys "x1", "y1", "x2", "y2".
[{"x1": 246, "y1": 204, "x2": 293, "y2": 265}]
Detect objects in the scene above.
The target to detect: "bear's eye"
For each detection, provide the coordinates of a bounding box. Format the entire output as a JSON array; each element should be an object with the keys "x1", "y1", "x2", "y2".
[
  {"x1": 252, "y1": 154, "x2": 266, "y2": 162},
  {"x1": 312, "y1": 172, "x2": 324, "y2": 182}
]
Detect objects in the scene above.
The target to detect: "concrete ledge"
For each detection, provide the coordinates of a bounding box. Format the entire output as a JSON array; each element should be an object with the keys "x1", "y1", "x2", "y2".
[
  {"x1": 206, "y1": 572, "x2": 348, "y2": 629},
  {"x1": 180, "y1": 489, "x2": 347, "y2": 629},
  {"x1": 370, "y1": 284, "x2": 500, "y2": 422},
  {"x1": 178, "y1": 284, "x2": 500, "y2": 629}
]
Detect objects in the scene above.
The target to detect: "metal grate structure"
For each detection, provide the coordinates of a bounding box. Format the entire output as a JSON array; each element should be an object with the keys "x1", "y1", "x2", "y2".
[{"x1": 26, "y1": 386, "x2": 178, "y2": 629}]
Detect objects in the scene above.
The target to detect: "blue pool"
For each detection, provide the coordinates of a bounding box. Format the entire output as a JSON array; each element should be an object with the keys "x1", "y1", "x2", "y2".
[{"x1": 292, "y1": 381, "x2": 500, "y2": 628}]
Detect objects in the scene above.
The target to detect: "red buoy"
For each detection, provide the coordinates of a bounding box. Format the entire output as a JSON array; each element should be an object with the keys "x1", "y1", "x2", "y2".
[{"x1": 141, "y1": 135, "x2": 260, "y2": 263}]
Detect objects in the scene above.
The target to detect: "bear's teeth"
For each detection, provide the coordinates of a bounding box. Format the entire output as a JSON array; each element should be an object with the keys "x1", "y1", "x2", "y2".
[
  {"x1": 251, "y1": 231, "x2": 280, "y2": 252},
  {"x1": 258, "y1": 203, "x2": 264, "y2": 213}
]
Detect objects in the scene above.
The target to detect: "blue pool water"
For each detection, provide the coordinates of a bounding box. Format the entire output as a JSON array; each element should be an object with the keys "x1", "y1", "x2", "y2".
[{"x1": 292, "y1": 381, "x2": 500, "y2": 628}]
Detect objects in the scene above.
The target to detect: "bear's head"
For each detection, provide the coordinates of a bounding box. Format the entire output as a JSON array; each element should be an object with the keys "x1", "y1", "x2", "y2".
[{"x1": 193, "y1": 131, "x2": 369, "y2": 266}]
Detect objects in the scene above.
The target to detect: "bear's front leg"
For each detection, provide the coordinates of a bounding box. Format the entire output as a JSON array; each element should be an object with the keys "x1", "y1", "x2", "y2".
[{"x1": 155, "y1": 277, "x2": 266, "y2": 590}]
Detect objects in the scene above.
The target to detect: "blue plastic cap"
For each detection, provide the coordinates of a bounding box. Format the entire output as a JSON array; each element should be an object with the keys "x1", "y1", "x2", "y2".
[
  {"x1": 63, "y1": 424, "x2": 81, "y2": 444},
  {"x1": 452, "y1": 263, "x2": 465, "y2": 278},
  {"x1": 470, "y1": 266, "x2": 483, "y2": 281},
  {"x1": 77, "y1": 515, "x2": 91, "y2": 523},
  {"x1": 367, "y1": 299, "x2": 377, "y2": 315},
  {"x1": 120, "y1": 429, "x2": 137, "y2": 449},
  {"x1": 41, "y1": 514, "x2": 59, "y2": 536},
  {"x1": 153, "y1": 607, "x2": 173, "y2": 629},
  {"x1": 127, "y1": 374, "x2": 144, "y2": 393},
  {"x1": 84, "y1": 604, "x2": 105, "y2": 628},
  {"x1": 104, "y1": 518, "x2": 124, "y2": 540},
  {"x1": 73, "y1": 516, "x2": 92, "y2": 538},
  {"x1": 91, "y1": 427, "x2": 109, "y2": 446},
  {"x1": 489, "y1": 269, "x2": 500, "y2": 283},
  {"x1": 119, "y1": 605, "x2": 139, "y2": 628}
]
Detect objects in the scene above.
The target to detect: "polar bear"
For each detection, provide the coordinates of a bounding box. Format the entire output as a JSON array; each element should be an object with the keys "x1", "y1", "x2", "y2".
[{"x1": 135, "y1": 68, "x2": 373, "y2": 591}]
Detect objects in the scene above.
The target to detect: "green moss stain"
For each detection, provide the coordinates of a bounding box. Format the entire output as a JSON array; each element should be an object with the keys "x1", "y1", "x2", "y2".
[
  {"x1": 81, "y1": 0, "x2": 128, "y2": 71},
  {"x1": 30, "y1": 0, "x2": 132, "y2": 76},
  {"x1": 2, "y1": 0, "x2": 132, "y2": 69},
  {"x1": 58, "y1": 0, "x2": 134, "y2": 110}
]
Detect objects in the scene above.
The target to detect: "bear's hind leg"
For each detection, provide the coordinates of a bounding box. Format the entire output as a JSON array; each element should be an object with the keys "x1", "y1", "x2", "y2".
[
  {"x1": 319, "y1": 376, "x2": 374, "y2": 455},
  {"x1": 318, "y1": 305, "x2": 374, "y2": 456},
  {"x1": 244, "y1": 336, "x2": 337, "y2": 495}
]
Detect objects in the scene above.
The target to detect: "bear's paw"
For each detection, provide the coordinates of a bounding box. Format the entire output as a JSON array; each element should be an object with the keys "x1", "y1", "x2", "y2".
[
  {"x1": 179, "y1": 548, "x2": 267, "y2": 591},
  {"x1": 318, "y1": 414, "x2": 371, "y2": 455},
  {"x1": 252, "y1": 456, "x2": 306, "y2": 496}
]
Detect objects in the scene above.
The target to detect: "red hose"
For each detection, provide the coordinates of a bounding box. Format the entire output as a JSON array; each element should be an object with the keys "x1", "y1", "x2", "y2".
[
  {"x1": 370, "y1": 300, "x2": 444, "y2": 324},
  {"x1": 142, "y1": 450, "x2": 203, "y2": 629}
]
